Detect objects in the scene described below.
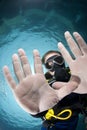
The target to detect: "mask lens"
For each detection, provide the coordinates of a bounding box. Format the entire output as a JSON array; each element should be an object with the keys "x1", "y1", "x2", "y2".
[
  {"x1": 54, "y1": 56, "x2": 64, "y2": 65},
  {"x1": 45, "y1": 60, "x2": 53, "y2": 70}
]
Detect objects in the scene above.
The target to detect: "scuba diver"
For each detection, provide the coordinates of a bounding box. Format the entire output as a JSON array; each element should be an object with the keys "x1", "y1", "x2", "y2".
[
  {"x1": 3, "y1": 31, "x2": 87, "y2": 130},
  {"x1": 42, "y1": 50, "x2": 70, "y2": 85},
  {"x1": 37, "y1": 50, "x2": 86, "y2": 130}
]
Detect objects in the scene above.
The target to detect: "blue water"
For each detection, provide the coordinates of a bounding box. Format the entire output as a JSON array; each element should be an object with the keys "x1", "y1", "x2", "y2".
[{"x1": 0, "y1": 0, "x2": 87, "y2": 130}]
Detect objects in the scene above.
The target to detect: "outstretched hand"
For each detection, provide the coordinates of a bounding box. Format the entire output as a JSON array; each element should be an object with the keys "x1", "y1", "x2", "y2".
[
  {"x1": 3, "y1": 48, "x2": 77, "y2": 115},
  {"x1": 3, "y1": 49, "x2": 57, "y2": 114},
  {"x1": 53, "y1": 31, "x2": 87, "y2": 94}
]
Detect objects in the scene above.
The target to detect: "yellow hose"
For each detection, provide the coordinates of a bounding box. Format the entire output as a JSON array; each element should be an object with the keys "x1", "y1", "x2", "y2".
[{"x1": 45, "y1": 109, "x2": 72, "y2": 120}]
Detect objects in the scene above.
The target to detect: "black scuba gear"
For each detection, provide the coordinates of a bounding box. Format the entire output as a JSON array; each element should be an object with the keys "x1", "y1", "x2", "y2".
[
  {"x1": 45, "y1": 54, "x2": 70, "y2": 83},
  {"x1": 45, "y1": 65, "x2": 71, "y2": 87},
  {"x1": 53, "y1": 64, "x2": 71, "y2": 82}
]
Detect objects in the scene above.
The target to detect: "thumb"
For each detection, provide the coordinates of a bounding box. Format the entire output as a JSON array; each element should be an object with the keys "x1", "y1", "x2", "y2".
[
  {"x1": 52, "y1": 82, "x2": 66, "y2": 89},
  {"x1": 56, "y1": 75, "x2": 80, "y2": 100}
]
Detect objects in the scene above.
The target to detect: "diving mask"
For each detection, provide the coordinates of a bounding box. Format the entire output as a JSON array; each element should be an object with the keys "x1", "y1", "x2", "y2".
[{"x1": 45, "y1": 55, "x2": 64, "y2": 71}]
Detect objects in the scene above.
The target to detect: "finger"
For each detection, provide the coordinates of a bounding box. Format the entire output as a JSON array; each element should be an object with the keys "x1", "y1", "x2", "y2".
[
  {"x1": 64, "y1": 31, "x2": 82, "y2": 57},
  {"x1": 73, "y1": 32, "x2": 87, "y2": 54},
  {"x1": 58, "y1": 42, "x2": 73, "y2": 66},
  {"x1": 12, "y1": 54, "x2": 24, "y2": 81},
  {"x1": 57, "y1": 81, "x2": 78, "y2": 100},
  {"x1": 3, "y1": 66, "x2": 16, "y2": 90},
  {"x1": 33, "y1": 49, "x2": 43, "y2": 74},
  {"x1": 65, "y1": 31, "x2": 82, "y2": 57},
  {"x1": 57, "y1": 75, "x2": 80, "y2": 100},
  {"x1": 18, "y1": 49, "x2": 32, "y2": 76},
  {"x1": 52, "y1": 82, "x2": 66, "y2": 89}
]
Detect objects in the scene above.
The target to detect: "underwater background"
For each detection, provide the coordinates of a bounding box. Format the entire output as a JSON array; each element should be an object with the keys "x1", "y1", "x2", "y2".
[{"x1": 0, "y1": 0, "x2": 87, "y2": 130}]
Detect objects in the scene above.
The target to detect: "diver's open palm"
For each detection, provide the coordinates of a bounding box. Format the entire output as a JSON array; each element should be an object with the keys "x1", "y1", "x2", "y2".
[
  {"x1": 56, "y1": 32, "x2": 87, "y2": 94},
  {"x1": 3, "y1": 49, "x2": 60, "y2": 115}
]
